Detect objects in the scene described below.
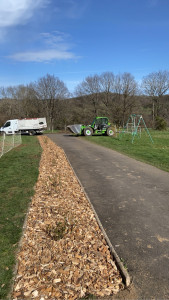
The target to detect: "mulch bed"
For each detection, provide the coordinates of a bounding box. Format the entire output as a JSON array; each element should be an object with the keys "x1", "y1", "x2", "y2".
[{"x1": 12, "y1": 136, "x2": 123, "y2": 300}]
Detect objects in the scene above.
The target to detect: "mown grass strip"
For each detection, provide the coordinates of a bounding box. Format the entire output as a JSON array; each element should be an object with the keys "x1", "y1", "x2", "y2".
[
  {"x1": 44, "y1": 129, "x2": 59, "y2": 134},
  {"x1": 0, "y1": 136, "x2": 42, "y2": 299},
  {"x1": 84, "y1": 130, "x2": 169, "y2": 172}
]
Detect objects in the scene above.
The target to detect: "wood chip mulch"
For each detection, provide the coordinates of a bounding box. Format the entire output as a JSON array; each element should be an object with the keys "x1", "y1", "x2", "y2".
[{"x1": 12, "y1": 136, "x2": 123, "y2": 300}]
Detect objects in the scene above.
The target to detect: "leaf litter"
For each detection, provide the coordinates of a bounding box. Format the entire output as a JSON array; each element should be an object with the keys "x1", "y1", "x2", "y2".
[{"x1": 12, "y1": 136, "x2": 123, "y2": 299}]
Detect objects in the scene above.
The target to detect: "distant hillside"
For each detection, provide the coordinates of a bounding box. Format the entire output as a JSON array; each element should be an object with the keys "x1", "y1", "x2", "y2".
[{"x1": 0, "y1": 93, "x2": 169, "y2": 129}]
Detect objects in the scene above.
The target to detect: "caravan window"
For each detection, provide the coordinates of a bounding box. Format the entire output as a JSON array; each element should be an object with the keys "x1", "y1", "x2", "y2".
[{"x1": 3, "y1": 121, "x2": 11, "y2": 128}]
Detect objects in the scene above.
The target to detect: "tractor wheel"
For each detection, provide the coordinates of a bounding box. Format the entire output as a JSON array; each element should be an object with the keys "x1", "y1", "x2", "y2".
[
  {"x1": 84, "y1": 127, "x2": 93, "y2": 136},
  {"x1": 106, "y1": 127, "x2": 114, "y2": 137}
]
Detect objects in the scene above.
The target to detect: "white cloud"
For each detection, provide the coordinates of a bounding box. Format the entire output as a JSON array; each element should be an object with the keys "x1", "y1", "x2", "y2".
[
  {"x1": 8, "y1": 49, "x2": 77, "y2": 62},
  {"x1": 7, "y1": 31, "x2": 79, "y2": 62},
  {"x1": 0, "y1": 0, "x2": 48, "y2": 28},
  {"x1": 40, "y1": 31, "x2": 71, "y2": 47}
]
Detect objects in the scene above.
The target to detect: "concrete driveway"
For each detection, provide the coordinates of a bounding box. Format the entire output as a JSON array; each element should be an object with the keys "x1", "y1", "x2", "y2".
[{"x1": 47, "y1": 133, "x2": 169, "y2": 299}]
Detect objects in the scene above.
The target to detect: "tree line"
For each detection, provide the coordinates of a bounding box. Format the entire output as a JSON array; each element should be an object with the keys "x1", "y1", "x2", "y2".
[{"x1": 0, "y1": 70, "x2": 169, "y2": 130}]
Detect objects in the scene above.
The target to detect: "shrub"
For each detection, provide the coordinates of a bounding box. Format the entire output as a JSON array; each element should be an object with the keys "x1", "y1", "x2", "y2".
[{"x1": 155, "y1": 116, "x2": 167, "y2": 130}]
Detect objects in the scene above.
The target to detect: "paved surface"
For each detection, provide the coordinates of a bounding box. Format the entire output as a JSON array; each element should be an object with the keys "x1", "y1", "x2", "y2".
[{"x1": 47, "y1": 134, "x2": 169, "y2": 299}]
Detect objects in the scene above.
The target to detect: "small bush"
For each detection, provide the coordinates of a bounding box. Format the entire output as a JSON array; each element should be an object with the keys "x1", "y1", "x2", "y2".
[
  {"x1": 155, "y1": 116, "x2": 167, "y2": 131},
  {"x1": 45, "y1": 221, "x2": 67, "y2": 241}
]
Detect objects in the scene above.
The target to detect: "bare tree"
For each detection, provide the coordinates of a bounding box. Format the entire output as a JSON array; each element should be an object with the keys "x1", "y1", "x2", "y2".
[
  {"x1": 19, "y1": 84, "x2": 44, "y2": 117},
  {"x1": 114, "y1": 72, "x2": 138, "y2": 126},
  {"x1": 0, "y1": 84, "x2": 43, "y2": 117},
  {"x1": 34, "y1": 74, "x2": 70, "y2": 130},
  {"x1": 0, "y1": 86, "x2": 15, "y2": 99},
  {"x1": 75, "y1": 74, "x2": 101, "y2": 116},
  {"x1": 141, "y1": 70, "x2": 169, "y2": 123},
  {"x1": 99, "y1": 72, "x2": 115, "y2": 108},
  {"x1": 0, "y1": 86, "x2": 23, "y2": 118}
]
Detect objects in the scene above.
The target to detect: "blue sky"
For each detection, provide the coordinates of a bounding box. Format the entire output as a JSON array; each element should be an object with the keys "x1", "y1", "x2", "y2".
[{"x1": 0, "y1": 0, "x2": 169, "y2": 92}]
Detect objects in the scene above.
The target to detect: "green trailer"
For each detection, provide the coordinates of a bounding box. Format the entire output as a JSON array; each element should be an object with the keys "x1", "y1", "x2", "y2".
[{"x1": 67, "y1": 117, "x2": 115, "y2": 136}]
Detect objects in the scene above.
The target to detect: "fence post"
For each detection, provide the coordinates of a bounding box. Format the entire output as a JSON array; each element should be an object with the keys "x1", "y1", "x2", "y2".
[
  {"x1": 0, "y1": 135, "x2": 2, "y2": 157},
  {"x1": 1, "y1": 133, "x2": 5, "y2": 157},
  {"x1": 13, "y1": 134, "x2": 15, "y2": 147}
]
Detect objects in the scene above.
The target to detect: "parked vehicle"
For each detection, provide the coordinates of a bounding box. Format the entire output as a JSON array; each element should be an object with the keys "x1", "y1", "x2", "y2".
[
  {"x1": 0, "y1": 118, "x2": 47, "y2": 135},
  {"x1": 67, "y1": 117, "x2": 115, "y2": 136}
]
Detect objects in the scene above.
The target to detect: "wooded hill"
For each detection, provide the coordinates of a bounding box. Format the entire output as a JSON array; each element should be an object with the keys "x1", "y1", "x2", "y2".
[
  {"x1": 0, "y1": 92, "x2": 169, "y2": 130},
  {"x1": 0, "y1": 71, "x2": 169, "y2": 130}
]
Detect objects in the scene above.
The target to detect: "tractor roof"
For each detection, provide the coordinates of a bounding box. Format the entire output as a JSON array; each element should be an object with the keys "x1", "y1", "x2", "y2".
[{"x1": 95, "y1": 116, "x2": 108, "y2": 119}]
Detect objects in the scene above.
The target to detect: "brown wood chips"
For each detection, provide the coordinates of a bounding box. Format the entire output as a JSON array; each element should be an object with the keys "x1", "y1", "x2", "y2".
[{"x1": 12, "y1": 136, "x2": 123, "y2": 299}]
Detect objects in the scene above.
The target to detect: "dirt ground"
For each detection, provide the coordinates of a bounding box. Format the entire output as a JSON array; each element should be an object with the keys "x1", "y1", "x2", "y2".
[{"x1": 12, "y1": 136, "x2": 124, "y2": 300}]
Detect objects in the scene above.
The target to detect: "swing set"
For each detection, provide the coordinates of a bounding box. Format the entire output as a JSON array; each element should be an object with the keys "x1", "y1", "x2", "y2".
[{"x1": 121, "y1": 114, "x2": 154, "y2": 144}]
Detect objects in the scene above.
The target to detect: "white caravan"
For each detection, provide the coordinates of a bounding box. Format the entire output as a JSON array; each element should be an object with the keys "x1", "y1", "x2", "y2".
[{"x1": 0, "y1": 118, "x2": 47, "y2": 135}]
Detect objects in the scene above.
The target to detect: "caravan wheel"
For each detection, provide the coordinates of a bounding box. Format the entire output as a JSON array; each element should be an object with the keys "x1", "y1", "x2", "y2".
[{"x1": 29, "y1": 130, "x2": 36, "y2": 136}]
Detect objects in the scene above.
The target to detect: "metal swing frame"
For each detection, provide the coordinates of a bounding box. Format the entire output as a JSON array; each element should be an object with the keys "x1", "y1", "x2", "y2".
[{"x1": 122, "y1": 114, "x2": 154, "y2": 144}]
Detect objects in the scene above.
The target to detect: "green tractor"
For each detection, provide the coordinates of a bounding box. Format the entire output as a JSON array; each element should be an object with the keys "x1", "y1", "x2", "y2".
[{"x1": 67, "y1": 117, "x2": 115, "y2": 136}]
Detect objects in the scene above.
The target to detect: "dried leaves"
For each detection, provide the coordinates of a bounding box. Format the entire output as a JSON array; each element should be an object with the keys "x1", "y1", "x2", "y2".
[{"x1": 12, "y1": 136, "x2": 123, "y2": 299}]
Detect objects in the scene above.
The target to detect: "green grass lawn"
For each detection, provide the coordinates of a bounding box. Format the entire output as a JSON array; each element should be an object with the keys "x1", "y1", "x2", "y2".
[
  {"x1": 0, "y1": 136, "x2": 42, "y2": 299},
  {"x1": 44, "y1": 129, "x2": 59, "y2": 134},
  {"x1": 84, "y1": 129, "x2": 169, "y2": 172}
]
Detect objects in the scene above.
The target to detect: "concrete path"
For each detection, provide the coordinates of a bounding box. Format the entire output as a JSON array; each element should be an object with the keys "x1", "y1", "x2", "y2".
[{"x1": 47, "y1": 134, "x2": 169, "y2": 299}]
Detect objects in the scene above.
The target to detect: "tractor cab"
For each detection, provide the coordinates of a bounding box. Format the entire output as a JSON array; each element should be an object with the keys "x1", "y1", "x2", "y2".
[{"x1": 91, "y1": 117, "x2": 109, "y2": 131}]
